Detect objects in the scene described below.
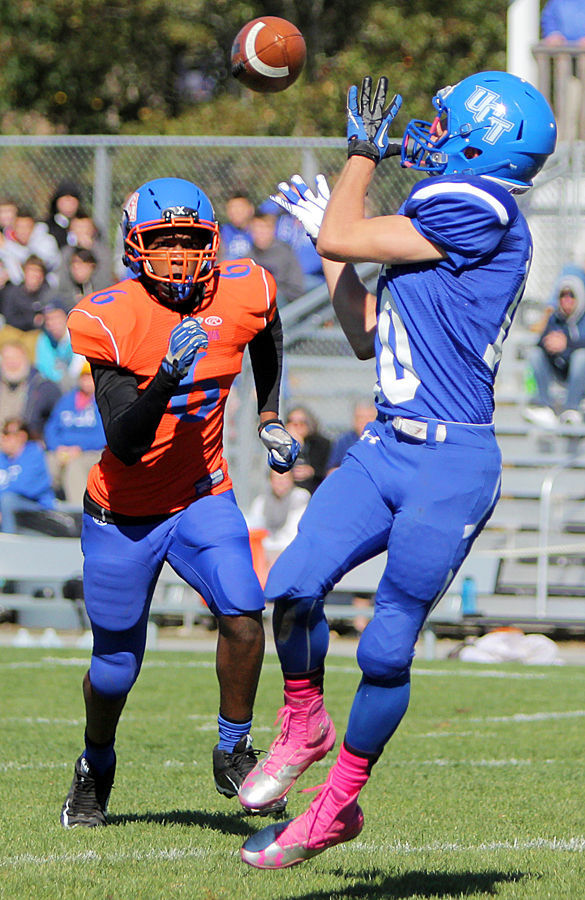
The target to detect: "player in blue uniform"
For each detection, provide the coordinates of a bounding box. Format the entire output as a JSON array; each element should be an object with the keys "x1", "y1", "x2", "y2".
[{"x1": 239, "y1": 71, "x2": 557, "y2": 868}]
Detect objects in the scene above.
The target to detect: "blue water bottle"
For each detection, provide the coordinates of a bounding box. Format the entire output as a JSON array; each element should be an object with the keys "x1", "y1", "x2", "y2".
[{"x1": 461, "y1": 576, "x2": 477, "y2": 616}]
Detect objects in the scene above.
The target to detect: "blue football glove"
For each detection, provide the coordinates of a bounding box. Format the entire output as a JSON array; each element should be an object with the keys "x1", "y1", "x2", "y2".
[
  {"x1": 347, "y1": 75, "x2": 402, "y2": 165},
  {"x1": 161, "y1": 317, "x2": 208, "y2": 377},
  {"x1": 270, "y1": 174, "x2": 330, "y2": 245},
  {"x1": 259, "y1": 420, "x2": 300, "y2": 473}
]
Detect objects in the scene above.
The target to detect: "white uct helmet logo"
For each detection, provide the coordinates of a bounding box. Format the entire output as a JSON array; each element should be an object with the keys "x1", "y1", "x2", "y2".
[
  {"x1": 464, "y1": 87, "x2": 514, "y2": 145},
  {"x1": 125, "y1": 191, "x2": 139, "y2": 223}
]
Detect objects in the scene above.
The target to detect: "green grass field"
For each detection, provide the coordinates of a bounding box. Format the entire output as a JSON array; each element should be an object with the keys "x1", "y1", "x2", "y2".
[{"x1": 0, "y1": 646, "x2": 584, "y2": 900}]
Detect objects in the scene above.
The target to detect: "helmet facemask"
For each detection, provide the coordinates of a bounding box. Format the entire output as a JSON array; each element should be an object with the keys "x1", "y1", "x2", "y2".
[
  {"x1": 401, "y1": 92, "x2": 485, "y2": 176},
  {"x1": 124, "y1": 210, "x2": 219, "y2": 307}
]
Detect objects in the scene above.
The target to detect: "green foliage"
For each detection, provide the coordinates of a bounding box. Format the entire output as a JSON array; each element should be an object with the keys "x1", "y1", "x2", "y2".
[
  {"x1": 0, "y1": 646, "x2": 584, "y2": 899},
  {"x1": 0, "y1": 0, "x2": 508, "y2": 135}
]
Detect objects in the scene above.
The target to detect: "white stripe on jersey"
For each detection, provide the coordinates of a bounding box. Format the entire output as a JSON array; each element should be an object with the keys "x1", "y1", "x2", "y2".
[
  {"x1": 249, "y1": 258, "x2": 273, "y2": 326},
  {"x1": 67, "y1": 308, "x2": 121, "y2": 365},
  {"x1": 412, "y1": 181, "x2": 510, "y2": 226}
]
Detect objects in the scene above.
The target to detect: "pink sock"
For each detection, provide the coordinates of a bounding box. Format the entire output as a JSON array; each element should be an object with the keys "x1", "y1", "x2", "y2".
[
  {"x1": 328, "y1": 742, "x2": 371, "y2": 798},
  {"x1": 284, "y1": 675, "x2": 323, "y2": 705}
]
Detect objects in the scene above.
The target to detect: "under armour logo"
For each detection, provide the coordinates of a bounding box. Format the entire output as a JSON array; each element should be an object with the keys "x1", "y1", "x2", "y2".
[
  {"x1": 361, "y1": 429, "x2": 381, "y2": 445},
  {"x1": 464, "y1": 87, "x2": 514, "y2": 145}
]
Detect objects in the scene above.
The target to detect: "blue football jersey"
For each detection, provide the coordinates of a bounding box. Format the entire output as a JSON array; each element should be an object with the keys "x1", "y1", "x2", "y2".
[{"x1": 374, "y1": 173, "x2": 532, "y2": 423}]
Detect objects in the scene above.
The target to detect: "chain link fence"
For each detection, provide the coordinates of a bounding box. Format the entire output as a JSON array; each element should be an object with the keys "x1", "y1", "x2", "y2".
[
  {"x1": 0, "y1": 135, "x2": 418, "y2": 249},
  {"x1": 0, "y1": 136, "x2": 580, "y2": 508}
]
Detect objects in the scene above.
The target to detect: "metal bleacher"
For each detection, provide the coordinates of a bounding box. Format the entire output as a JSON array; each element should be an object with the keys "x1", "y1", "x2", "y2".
[{"x1": 2, "y1": 271, "x2": 585, "y2": 641}]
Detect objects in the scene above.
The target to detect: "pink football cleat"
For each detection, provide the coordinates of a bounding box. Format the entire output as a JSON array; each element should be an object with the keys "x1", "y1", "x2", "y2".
[
  {"x1": 240, "y1": 778, "x2": 364, "y2": 869},
  {"x1": 238, "y1": 695, "x2": 336, "y2": 813}
]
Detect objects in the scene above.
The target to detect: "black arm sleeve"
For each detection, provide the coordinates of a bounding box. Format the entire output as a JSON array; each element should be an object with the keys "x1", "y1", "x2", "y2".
[
  {"x1": 248, "y1": 309, "x2": 283, "y2": 416},
  {"x1": 91, "y1": 363, "x2": 181, "y2": 466}
]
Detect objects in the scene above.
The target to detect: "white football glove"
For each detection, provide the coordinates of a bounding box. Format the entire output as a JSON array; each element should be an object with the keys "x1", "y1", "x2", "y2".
[
  {"x1": 270, "y1": 174, "x2": 330, "y2": 244},
  {"x1": 258, "y1": 420, "x2": 300, "y2": 473}
]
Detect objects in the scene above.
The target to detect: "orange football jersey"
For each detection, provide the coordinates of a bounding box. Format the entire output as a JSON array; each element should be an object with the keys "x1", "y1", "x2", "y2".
[{"x1": 67, "y1": 261, "x2": 278, "y2": 517}]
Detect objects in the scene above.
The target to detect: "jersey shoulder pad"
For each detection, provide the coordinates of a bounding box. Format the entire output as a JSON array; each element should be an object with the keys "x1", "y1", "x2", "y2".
[
  {"x1": 217, "y1": 259, "x2": 278, "y2": 315},
  {"x1": 405, "y1": 174, "x2": 517, "y2": 259},
  {"x1": 67, "y1": 280, "x2": 143, "y2": 365}
]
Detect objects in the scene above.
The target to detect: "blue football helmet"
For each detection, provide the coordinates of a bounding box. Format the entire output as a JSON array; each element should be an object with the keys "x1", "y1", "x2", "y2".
[
  {"x1": 122, "y1": 177, "x2": 220, "y2": 304},
  {"x1": 401, "y1": 71, "x2": 557, "y2": 189}
]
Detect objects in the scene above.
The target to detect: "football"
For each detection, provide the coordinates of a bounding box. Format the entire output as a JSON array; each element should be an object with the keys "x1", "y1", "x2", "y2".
[{"x1": 231, "y1": 17, "x2": 306, "y2": 93}]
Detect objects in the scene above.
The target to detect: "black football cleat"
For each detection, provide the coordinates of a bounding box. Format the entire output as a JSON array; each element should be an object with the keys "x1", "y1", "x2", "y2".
[
  {"x1": 212, "y1": 735, "x2": 287, "y2": 817},
  {"x1": 60, "y1": 755, "x2": 115, "y2": 828}
]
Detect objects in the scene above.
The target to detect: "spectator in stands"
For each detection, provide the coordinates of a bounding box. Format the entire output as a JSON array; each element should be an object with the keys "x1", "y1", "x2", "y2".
[
  {"x1": 325, "y1": 398, "x2": 377, "y2": 633},
  {"x1": 0, "y1": 198, "x2": 18, "y2": 237},
  {"x1": 326, "y1": 399, "x2": 377, "y2": 473},
  {"x1": 246, "y1": 468, "x2": 310, "y2": 569},
  {"x1": 0, "y1": 258, "x2": 12, "y2": 318},
  {"x1": 57, "y1": 248, "x2": 100, "y2": 310},
  {"x1": 46, "y1": 179, "x2": 82, "y2": 249},
  {"x1": 44, "y1": 362, "x2": 105, "y2": 506},
  {"x1": 541, "y1": 0, "x2": 585, "y2": 45},
  {"x1": 0, "y1": 417, "x2": 56, "y2": 533},
  {"x1": 285, "y1": 404, "x2": 331, "y2": 493},
  {"x1": 0, "y1": 255, "x2": 55, "y2": 358},
  {"x1": 259, "y1": 198, "x2": 325, "y2": 293},
  {"x1": 35, "y1": 298, "x2": 84, "y2": 390},
  {"x1": 524, "y1": 265, "x2": 585, "y2": 428},
  {"x1": 1, "y1": 206, "x2": 62, "y2": 287},
  {"x1": 250, "y1": 210, "x2": 305, "y2": 306},
  {"x1": 218, "y1": 190, "x2": 254, "y2": 261},
  {"x1": 62, "y1": 213, "x2": 112, "y2": 288},
  {"x1": 0, "y1": 340, "x2": 61, "y2": 440}
]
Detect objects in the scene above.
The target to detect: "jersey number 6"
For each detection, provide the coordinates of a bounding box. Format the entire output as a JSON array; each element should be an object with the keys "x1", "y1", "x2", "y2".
[{"x1": 170, "y1": 377, "x2": 220, "y2": 422}]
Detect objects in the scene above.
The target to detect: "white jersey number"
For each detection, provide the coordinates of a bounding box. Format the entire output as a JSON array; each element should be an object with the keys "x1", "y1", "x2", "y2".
[
  {"x1": 377, "y1": 287, "x2": 421, "y2": 404},
  {"x1": 483, "y1": 251, "x2": 531, "y2": 373}
]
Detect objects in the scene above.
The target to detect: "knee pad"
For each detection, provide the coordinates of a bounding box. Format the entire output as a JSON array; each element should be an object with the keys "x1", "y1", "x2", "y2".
[
  {"x1": 357, "y1": 609, "x2": 419, "y2": 683},
  {"x1": 90, "y1": 650, "x2": 139, "y2": 699}
]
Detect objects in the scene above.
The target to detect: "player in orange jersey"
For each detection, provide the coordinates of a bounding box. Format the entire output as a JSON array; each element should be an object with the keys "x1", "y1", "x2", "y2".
[{"x1": 60, "y1": 177, "x2": 299, "y2": 828}]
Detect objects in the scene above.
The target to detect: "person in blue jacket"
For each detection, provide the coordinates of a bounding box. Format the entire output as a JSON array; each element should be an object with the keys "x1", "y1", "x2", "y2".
[
  {"x1": 44, "y1": 362, "x2": 106, "y2": 505},
  {"x1": 524, "y1": 265, "x2": 585, "y2": 428},
  {"x1": 35, "y1": 298, "x2": 83, "y2": 391},
  {"x1": 0, "y1": 417, "x2": 56, "y2": 532},
  {"x1": 541, "y1": 0, "x2": 585, "y2": 46}
]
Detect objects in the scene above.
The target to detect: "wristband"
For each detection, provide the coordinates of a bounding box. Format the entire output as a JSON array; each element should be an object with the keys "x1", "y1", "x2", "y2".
[
  {"x1": 258, "y1": 417, "x2": 282, "y2": 434},
  {"x1": 347, "y1": 140, "x2": 380, "y2": 163}
]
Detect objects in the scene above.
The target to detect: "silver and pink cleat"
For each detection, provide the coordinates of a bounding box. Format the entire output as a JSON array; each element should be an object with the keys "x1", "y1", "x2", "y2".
[
  {"x1": 240, "y1": 777, "x2": 364, "y2": 869},
  {"x1": 238, "y1": 695, "x2": 336, "y2": 813}
]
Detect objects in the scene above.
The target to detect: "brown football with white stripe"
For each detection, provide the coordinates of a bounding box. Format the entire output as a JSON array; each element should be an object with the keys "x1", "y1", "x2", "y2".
[{"x1": 231, "y1": 17, "x2": 306, "y2": 93}]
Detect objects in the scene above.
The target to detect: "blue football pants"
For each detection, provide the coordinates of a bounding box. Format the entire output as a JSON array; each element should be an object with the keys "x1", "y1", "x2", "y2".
[
  {"x1": 266, "y1": 417, "x2": 501, "y2": 754},
  {"x1": 81, "y1": 490, "x2": 264, "y2": 698}
]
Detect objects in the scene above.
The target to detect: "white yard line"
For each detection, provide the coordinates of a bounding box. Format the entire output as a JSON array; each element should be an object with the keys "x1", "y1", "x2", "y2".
[
  {"x1": 2, "y1": 708, "x2": 583, "y2": 732},
  {"x1": 469, "y1": 710, "x2": 585, "y2": 722},
  {"x1": 0, "y1": 837, "x2": 583, "y2": 869},
  {"x1": 4, "y1": 656, "x2": 585, "y2": 684},
  {"x1": 0, "y1": 657, "x2": 557, "y2": 680},
  {"x1": 0, "y1": 847, "x2": 211, "y2": 868},
  {"x1": 0, "y1": 760, "x2": 69, "y2": 772},
  {"x1": 2, "y1": 707, "x2": 584, "y2": 732},
  {"x1": 355, "y1": 836, "x2": 585, "y2": 854}
]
